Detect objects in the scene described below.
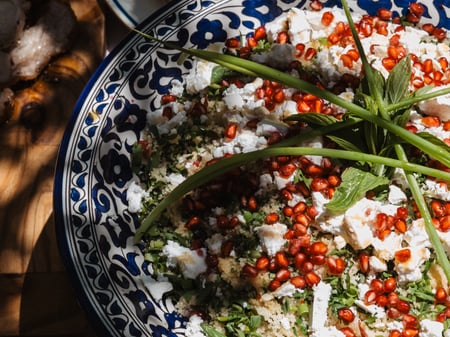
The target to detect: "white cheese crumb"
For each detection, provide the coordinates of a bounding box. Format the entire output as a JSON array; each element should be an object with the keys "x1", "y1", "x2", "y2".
[
  {"x1": 185, "y1": 315, "x2": 207, "y2": 337},
  {"x1": 255, "y1": 223, "x2": 288, "y2": 256},
  {"x1": 126, "y1": 181, "x2": 148, "y2": 213},
  {"x1": 162, "y1": 240, "x2": 207, "y2": 279},
  {"x1": 419, "y1": 319, "x2": 444, "y2": 337}
]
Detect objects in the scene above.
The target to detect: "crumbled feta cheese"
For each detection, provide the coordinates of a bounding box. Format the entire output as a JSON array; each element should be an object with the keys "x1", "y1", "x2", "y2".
[
  {"x1": 419, "y1": 319, "x2": 444, "y2": 337},
  {"x1": 372, "y1": 233, "x2": 403, "y2": 261},
  {"x1": 256, "y1": 223, "x2": 288, "y2": 256},
  {"x1": 388, "y1": 185, "x2": 408, "y2": 205},
  {"x1": 185, "y1": 59, "x2": 216, "y2": 93},
  {"x1": 343, "y1": 198, "x2": 380, "y2": 250},
  {"x1": 205, "y1": 233, "x2": 224, "y2": 255},
  {"x1": 185, "y1": 315, "x2": 207, "y2": 337},
  {"x1": 162, "y1": 241, "x2": 207, "y2": 279},
  {"x1": 126, "y1": 181, "x2": 148, "y2": 213},
  {"x1": 418, "y1": 85, "x2": 450, "y2": 121},
  {"x1": 395, "y1": 245, "x2": 430, "y2": 284},
  {"x1": 310, "y1": 281, "x2": 332, "y2": 333},
  {"x1": 369, "y1": 255, "x2": 387, "y2": 273}
]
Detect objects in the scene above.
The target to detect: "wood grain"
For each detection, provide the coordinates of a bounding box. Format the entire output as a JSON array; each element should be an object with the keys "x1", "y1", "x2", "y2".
[{"x1": 0, "y1": 0, "x2": 105, "y2": 335}]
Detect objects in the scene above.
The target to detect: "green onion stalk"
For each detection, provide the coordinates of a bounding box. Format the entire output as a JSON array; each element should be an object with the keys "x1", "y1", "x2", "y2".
[{"x1": 132, "y1": 1, "x2": 450, "y2": 282}]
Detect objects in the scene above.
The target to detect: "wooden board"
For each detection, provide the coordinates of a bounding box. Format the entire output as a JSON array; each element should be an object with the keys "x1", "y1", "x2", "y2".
[{"x1": 0, "y1": 0, "x2": 105, "y2": 335}]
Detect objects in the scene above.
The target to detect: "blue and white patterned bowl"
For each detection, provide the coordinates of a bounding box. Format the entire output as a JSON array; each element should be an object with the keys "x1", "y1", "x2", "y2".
[{"x1": 54, "y1": 1, "x2": 449, "y2": 336}]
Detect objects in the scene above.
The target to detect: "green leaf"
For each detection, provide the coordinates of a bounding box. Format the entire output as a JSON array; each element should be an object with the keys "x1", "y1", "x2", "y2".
[
  {"x1": 201, "y1": 324, "x2": 227, "y2": 337},
  {"x1": 385, "y1": 56, "x2": 411, "y2": 104},
  {"x1": 285, "y1": 112, "x2": 339, "y2": 126},
  {"x1": 326, "y1": 135, "x2": 364, "y2": 153},
  {"x1": 326, "y1": 167, "x2": 389, "y2": 212},
  {"x1": 211, "y1": 65, "x2": 238, "y2": 84}
]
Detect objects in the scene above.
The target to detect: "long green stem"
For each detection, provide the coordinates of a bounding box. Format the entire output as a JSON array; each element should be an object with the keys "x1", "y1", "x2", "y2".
[
  {"x1": 394, "y1": 144, "x2": 450, "y2": 281},
  {"x1": 134, "y1": 146, "x2": 450, "y2": 241},
  {"x1": 387, "y1": 87, "x2": 450, "y2": 112}
]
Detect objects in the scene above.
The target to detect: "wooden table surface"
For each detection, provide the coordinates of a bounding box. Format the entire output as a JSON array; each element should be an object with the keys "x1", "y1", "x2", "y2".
[{"x1": 0, "y1": 1, "x2": 129, "y2": 336}]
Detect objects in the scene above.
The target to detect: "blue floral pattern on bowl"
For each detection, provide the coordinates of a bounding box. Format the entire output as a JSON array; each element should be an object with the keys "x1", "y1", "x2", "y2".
[{"x1": 54, "y1": 0, "x2": 449, "y2": 336}]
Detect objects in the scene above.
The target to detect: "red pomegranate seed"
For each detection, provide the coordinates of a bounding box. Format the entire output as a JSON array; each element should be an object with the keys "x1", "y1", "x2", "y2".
[
  {"x1": 305, "y1": 271, "x2": 321, "y2": 286},
  {"x1": 359, "y1": 253, "x2": 370, "y2": 273},
  {"x1": 242, "y1": 264, "x2": 258, "y2": 278},
  {"x1": 382, "y1": 57, "x2": 397, "y2": 71},
  {"x1": 383, "y1": 277, "x2": 397, "y2": 293},
  {"x1": 290, "y1": 275, "x2": 306, "y2": 288},
  {"x1": 409, "y1": 2, "x2": 425, "y2": 17},
  {"x1": 310, "y1": 241, "x2": 328, "y2": 255},
  {"x1": 309, "y1": 0, "x2": 323, "y2": 11},
  {"x1": 275, "y1": 268, "x2": 291, "y2": 282},
  {"x1": 305, "y1": 47, "x2": 317, "y2": 60},
  {"x1": 340, "y1": 327, "x2": 357, "y2": 337},
  {"x1": 396, "y1": 299, "x2": 411, "y2": 313},
  {"x1": 225, "y1": 123, "x2": 238, "y2": 140},
  {"x1": 265, "y1": 212, "x2": 279, "y2": 224},
  {"x1": 255, "y1": 256, "x2": 270, "y2": 270},
  {"x1": 321, "y1": 11, "x2": 334, "y2": 26},
  {"x1": 225, "y1": 37, "x2": 240, "y2": 48},
  {"x1": 254, "y1": 26, "x2": 266, "y2": 41},
  {"x1": 295, "y1": 43, "x2": 306, "y2": 57},
  {"x1": 377, "y1": 8, "x2": 392, "y2": 20},
  {"x1": 338, "y1": 308, "x2": 355, "y2": 323},
  {"x1": 395, "y1": 248, "x2": 411, "y2": 262},
  {"x1": 277, "y1": 31, "x2": 289, "y2": 44},
  {"x1": 421, "y1": 116, "x2": 441, "y2": 127}
]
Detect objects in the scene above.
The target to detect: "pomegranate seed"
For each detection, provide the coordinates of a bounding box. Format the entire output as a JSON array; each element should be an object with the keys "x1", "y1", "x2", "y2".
[
  {"x1": 305, "y1": 47, "x2": 317, "y2": 60},
  {"x1": 377, "y1": 8, "x2": 392, "y2": 20},
  {"x1": 309, "y1": 0, "x2": 323, "y2": 11},
  {"x1": 295, "y1": 43, "x2": 305, "y2": 57},
  {"x1": 225, "y1": 123, "x2": 238, "y2": 140},
  {"x1": 396, "y1": 206, "x2": 409, "y2": 219},
  {"x1": 396, "y1": 299, "x2": 411, "y2": 313},
  {"x1": 247, "y1": 196, "x2": 258, "y2": 211},
  {"x1": 185, "y1": 216, "x2": 201, "y2": 229},
  {"x1": 387, "y1": 292, "x2": 400, "y2": 307},
  {"x1": 340, "y1": 54, "x2": 354, "y2": 68},
  {"x1": 327, "y1": 256, "x2": 346, "y2": 274},
  {"x1": 328, "y1": 32, "x2": 340, "y2": 45},
  {"x1": 402, "y1": 329, "x2": 419, "y2": 337},
  {"x1": 242, "y1": 263, "x2": 258, "y2": 278},
  {"x1": 254, "y1": 26, "x2": 266, "y2": 41},
  {"x1": 347, "y1": 49, "x2": 359, "y2": 61},
  {"x1": 370, "y1": 279, "x2": 385, "y2": 294},
  {"x1": 389, "y1": 330, "x2": 402, "y2": 337},
  {"x1": 290, "y1": 275, "x2": 306, "y2": 288},
  {"x1": 275, "y1": 268, "x2": 291, "y2": 282},
  {"x1": 383, "y1": 277, "x2": 397, "y2": 292},
  {"x1": 265, "y1": 212, "x2": 279, "y2": 224},
  {"x1": 421, "y1": 116, "x2": 441, "y2": 127},
  {"x1": 277, "y1": 31, "x2": 289, "y2": 44},
  {"x1": 440, "y1": 215, "x2": 450, "y2": 232},
  {"x1": 305, "y1": 271, "x2": 321, "y2": 286},
  {"x1": 394, "y1": 219, "x2": 407, "y2": 233},
  {"x1": 294, "y1": 252, "x2": 307, "y2": 270},
  {"x1": 310, "y1": 241, "x2": 328, "y2": 255},
  {"x1": 375, "y1": 294, "x2": 388, "y2": 307},
  {"x1": 359, "y1": 253, "x2": 370, "y2": 273},
  {"x1": 338, "y1": 308, "x2": 355, "y2": 323},
  {"x1": 365, "y1": 290, "x2": 377, "y2": 304},
  {"x1": 382, "y1": 57, "x2": 397, "y2": 71},
  {"x1": 422, "y1": 23, "x2": 435, "y2": 34},
  {"x1": 409, "y1": 2, "x2": 425, "y2": 17},
  {"x1": 279, "y1": 163, "x2": 297, "y2": 177},
  {"x1": 255, "y1": 256, "x2": 270, "y2": 270},
  {"x1": 340, "y1": 327, "x2": 357, "y2": 337},
  {"x1": 268, "y1": 279, "x2": 281, "y2": 291},
  {"x1": 225, "y1": 37, "x2": 240, "y2": 48},
  {"x1": 275, "y1": 251, "x2": 289, "y2": 268},
  {"x1": 423, "y1": 59, "x2": 434, "y2": 74},
  {"x1": 439, "y1": 56, "x2": 449, "y2": 71},
  {"x1": 402, "y1": 314, "x2": 418, "y2": 329},
  {"x1": 310, "y1": 177, "x2": 329, "y2": 191},
  {"x1": 387, "y1": 307, "x2": 402, "y2": 319},
  {"x1": 395, "y1": 248, "x2": 411, "y2": 263},
  {"x1": 321, "y1": 11, "x2": 334, "y2": 26}
]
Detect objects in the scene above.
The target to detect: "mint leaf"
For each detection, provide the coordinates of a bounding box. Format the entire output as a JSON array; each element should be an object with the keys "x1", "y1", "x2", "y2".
[
  {"x1": 326, "y1": 167, "x2": 389, "y2": 212},
  {"x1": 201, "y1": 324, "x2": 227, "y2": 337},
  {"x1": 416, "y1": 132, "x2": 450, "y2": 155},
  {"x1": 386, "y1": 56, "x2": 411, "y2": 104}
]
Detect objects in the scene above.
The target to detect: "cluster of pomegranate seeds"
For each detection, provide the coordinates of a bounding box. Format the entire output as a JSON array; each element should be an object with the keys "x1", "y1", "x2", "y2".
[{"x1": 371, "y1": 206, "x2": 409, "y2": 240}]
